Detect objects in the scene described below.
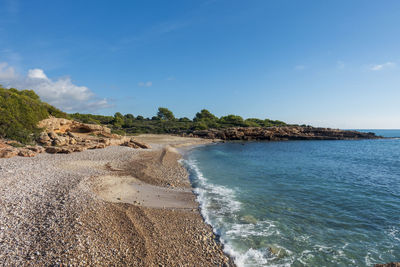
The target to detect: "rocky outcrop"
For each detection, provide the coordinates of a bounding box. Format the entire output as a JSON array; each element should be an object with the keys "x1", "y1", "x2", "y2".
[
  {"x1": 0, "y1": 144, "x2": 45, "y2": 158},
  {"x1": 185, "y1": 126, "x2": 380, "y2": 141},
  {"x1": 0, "y1": 118, "x2": 151, "y2": 159},
  {"x1": 37, "y1": 131, "x2": 150, "y2": 155},
  {"x1": 38, "y1": 117, "x2": 111, "y2": 135},
  {"x1": 0, "y1": 148, "x2": 19, "y2": 158}
]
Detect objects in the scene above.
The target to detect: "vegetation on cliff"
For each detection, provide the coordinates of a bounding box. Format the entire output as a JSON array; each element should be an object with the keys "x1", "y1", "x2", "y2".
[
  {"x1": 70, "y1": 107, "x2": 287, "y2": 135},
  {"x1": 0, "y1": 86, "x2": 67, "y2": 143}
]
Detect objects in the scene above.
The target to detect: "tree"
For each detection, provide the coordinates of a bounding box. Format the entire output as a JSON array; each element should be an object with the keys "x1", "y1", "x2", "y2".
[
  {"x1": 179, "y1": 117, "x2": 191, "y2": 122},
  {"x1": 157, "y1": 107, "x2": 175, "y2": 121},
  {"x1": 124, "y1": 113, "x2": 135, "y2": 120},
  {"x1": 123, "y1": 114, "x2": 135, "y2": 128},
  {"x1": 113, "y1": 112, "x2": 124, "y2": 128},
  {"x1": 193, "y1": 109, "x2": 218, "y2": 122}
]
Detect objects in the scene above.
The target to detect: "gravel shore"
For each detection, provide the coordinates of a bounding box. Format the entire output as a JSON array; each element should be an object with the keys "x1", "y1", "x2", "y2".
[{"x1": 0, "y1": 135, "x2": 233, "y2": 266}]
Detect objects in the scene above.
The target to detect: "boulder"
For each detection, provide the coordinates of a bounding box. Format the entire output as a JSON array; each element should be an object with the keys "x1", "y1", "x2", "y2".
[
  {"x1": 45, "y1": 147, "x2": 72, "y2": 154},
  {"x1": 99, "y1": 138, "x2": 111, "y2": 146},
  {"x1": 48, "y1": 131, "x2": 58, "y2": 140},
  {"x1": 71, "y1": 146, "x2": 86, "y2": 152},
  {"x1": 27, "y1": 146, "x2": 45, "y2": 154},
  {"x1": 18, "y1": 149, "x2": 36, "y2": 157},
  {"x1": 52, "y1": 136, "x2": 69, "y2": 146},
  {"x1": 129, "y1": 138, "x2": 151, "y2": 149},
  {"x1": 67, "y1": 131, "x2": 76, "y2": 138},
  {"x1": 37, "y1": 132, "x2": 51, "y2": 144},
  {"x1": 69, "y1": 138, "x2": 77, "y2": 145},
  {"x1": 0, "y1": 148, "x2": 19, "y2": 158},
  {"x1": 121, "y1": 141, "x2": 139, "y2": 149}
]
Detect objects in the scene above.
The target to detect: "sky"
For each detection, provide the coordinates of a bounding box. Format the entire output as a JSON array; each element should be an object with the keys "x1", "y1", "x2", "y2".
[{"x1": 0, "y1": 0, "x2": 399, "y2": 129}]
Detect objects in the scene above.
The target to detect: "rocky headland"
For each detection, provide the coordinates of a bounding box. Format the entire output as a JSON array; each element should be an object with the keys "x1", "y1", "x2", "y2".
[{"x1": 185, "y1": 126, "x2": 380, "y2": 141}]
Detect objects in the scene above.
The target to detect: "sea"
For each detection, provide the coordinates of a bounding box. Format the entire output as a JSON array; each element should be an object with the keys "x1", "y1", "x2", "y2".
[{"x1": 183, "y1": 130, "x2": 400, "y2": 266}]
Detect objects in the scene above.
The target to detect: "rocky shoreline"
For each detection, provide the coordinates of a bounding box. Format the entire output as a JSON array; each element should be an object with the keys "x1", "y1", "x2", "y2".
[
  {"x1": 0, "y1": 117, "x2": 150, "y2": 159},
  {"x1": 184, "y1": 126, "x2": 380, "y2": 141}
]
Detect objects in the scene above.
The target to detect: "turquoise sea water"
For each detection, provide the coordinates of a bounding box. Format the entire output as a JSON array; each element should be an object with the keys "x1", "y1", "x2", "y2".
[{"x1": 184, "y1": 130, "x2": 400, "y2": 266}]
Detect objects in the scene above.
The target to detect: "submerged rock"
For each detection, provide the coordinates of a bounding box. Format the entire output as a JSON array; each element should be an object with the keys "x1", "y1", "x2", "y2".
[
  {"x1": 268, "y1": 245, "x2": 288, "y2": 259},
  {"x1": 241, "y1": 215, "x2": 258, "y2": 224}
]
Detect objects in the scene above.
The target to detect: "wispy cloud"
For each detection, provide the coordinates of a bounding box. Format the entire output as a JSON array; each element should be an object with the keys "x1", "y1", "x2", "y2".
[
  {"x1": 138, "y1": 81, "x2": 152, "y2": 87},
  {"x1": 166, "y1": 76, "x2": 175, "y2": 81},
  {"x1": 0, "y1": 62, "x2": 110, "y2": 112},
  {"x1": 369, "y1": 62, "x2": 396, "y2": 71},
  {"x1": 0, "y1": 62, "x2": 16, "y2": 80}
]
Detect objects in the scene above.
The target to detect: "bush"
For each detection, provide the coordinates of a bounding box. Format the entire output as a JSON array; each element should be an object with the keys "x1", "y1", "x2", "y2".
[
  {"x1": 218, "y1": 114, "x2": 245, "y2": 127},
  {"x1": 0, "y1": 86, "x2": 67, "y2": 143}
]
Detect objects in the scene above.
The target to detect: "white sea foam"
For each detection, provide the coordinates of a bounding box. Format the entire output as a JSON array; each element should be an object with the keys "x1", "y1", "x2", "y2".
[
  {"x1": 225, "y1": 221, "x2": 278, "y2": 239},
  {"x1": 183, "y1": 157, "x2": 284, "y2": 267},
  {"x1": 387, "y1": 226, "x2": 400, "y2": 242}
]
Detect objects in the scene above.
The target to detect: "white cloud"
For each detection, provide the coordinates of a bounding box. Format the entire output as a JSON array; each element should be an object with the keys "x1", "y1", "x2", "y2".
[
  {"x1": 28, "y1": 68, "x2": 48, "y2": 79},
  {"x1": 369, "y1": 62, "x2": 396, "y2": 71},
  {"x1": 138, "y1": 81, "x2": 152, "y2": 87},
  {"x1": 0, "y1": 62, "x2": 16, "y2": 80},
  {"x1": 0, "y1": 62, "x2": 110, "y2": 111}
]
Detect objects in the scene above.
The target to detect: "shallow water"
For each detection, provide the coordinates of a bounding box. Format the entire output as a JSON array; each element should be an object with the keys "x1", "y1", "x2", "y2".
[{"x1": 184, "y1": 130, "x2": 400, "y2": 266}]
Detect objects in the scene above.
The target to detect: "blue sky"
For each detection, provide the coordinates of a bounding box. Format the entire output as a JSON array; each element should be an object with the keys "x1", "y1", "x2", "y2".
[{"x1": 0, "y1": 0, "x2": 399, "y2": 128}]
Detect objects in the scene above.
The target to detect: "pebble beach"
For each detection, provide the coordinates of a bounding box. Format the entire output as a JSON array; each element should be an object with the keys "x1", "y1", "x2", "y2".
[{"x1": 0, "y1": 135, "x2": 233, "y2": 266}]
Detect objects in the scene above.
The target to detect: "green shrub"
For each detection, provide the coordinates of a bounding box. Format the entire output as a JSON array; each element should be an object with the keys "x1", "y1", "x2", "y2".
[{"x1": 0, "y1": 86, "x2": 67, "y2": 143}]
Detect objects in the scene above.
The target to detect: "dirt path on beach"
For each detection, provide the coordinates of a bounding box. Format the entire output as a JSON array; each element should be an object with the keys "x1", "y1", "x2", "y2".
[{"x1": 0, "y1": 134, "x2": 232, "y2": 266}]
